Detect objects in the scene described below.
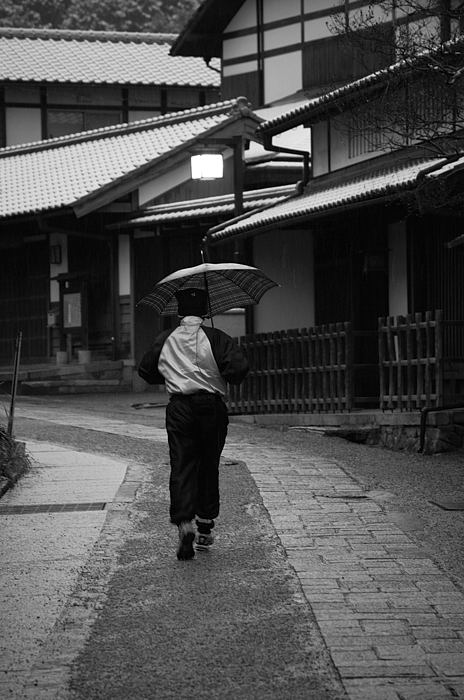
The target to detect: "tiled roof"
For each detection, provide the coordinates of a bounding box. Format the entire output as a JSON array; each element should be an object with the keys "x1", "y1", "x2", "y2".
[
  {"x1": 208, "y1": 158, "x2": 445, "y2": 242},
  {"x1": 259, "y1": 36, "x2": 464, "y2": 136},
  {"x1": 426, "y1": 154, "x2": 464, "y2": 178},
  {"x1": 122, "y1": 185, "x2": 297, "y2": 226},
  {"x1": 0, "y1": 99, "x2": 259, "y2": 220},
  {"x1": 0, "y1": 27, "x2": 220, "y2": 86}
]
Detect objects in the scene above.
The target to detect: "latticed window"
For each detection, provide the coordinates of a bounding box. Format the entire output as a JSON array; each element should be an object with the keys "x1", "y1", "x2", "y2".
[
  {"x1": 47, "y1": 110, "x2": 122, "y2": 138},
  {"x1": 348, "y1": 70, "x2": 460, "y2": 158},
  {"x1": 407, "y1": 75, "x2": 457, "y2": 141},
  {"x1": 348, "y1": 105, "x2": 387, "y2": 158}
]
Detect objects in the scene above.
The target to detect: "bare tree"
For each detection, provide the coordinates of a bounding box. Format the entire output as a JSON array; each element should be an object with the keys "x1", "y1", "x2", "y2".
[{"x1": 327, "y1": 0, "x2": 464, "y2": 157}]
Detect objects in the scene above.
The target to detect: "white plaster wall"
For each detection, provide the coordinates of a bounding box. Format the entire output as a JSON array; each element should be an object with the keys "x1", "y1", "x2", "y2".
[
  {"x1": 223, "y1": 61, "x2": 258, "y2": 77},
  {"x1": 139, "y1": 151, "x2": 234, "y2": 205},
  {"x1": 223, "y1": 33, "x2": 258, "y2": 60},
  {"x1": 226, "y1": 0, "x2": 256, "y2": 31},
  {"x1": 304, "y1": 17, "x2": 333, "y2": 42},
  {"x1": 264, "y1": 52, "x2": 302, "y2": 104},
  {"x1": 138, "y1": 161, "x2": 191, "y2": 205},
  {"x1": 49, "y1": 233, "x2": 68, "y2": 303},
  {"x1": 252, "y1": 228, "x2": 315, "y2": 333},
  {"x1": 6, "y1": 107, "x2": 41, "y2": 146},
  {"x1": 264, "y1": 0, "x2": 300, "y2": 22},
  {"x1": 349, "y1": 2, "x2": 391, "y2": 27},
  {"x1": 305, "y1": 0, "x2": 387, "y2": 41},
  {"x1": 388, "y1": 221, "x2": 408, "y2": 317},
  {"x1": 396, "y1": 15, "x2": 440, "y2": 50},
  {"x1": 118, "y1": 234, "x2": 131, "y2": 296},
  {"x1": 304, "y1": 0, "x2": 339, "y2": 12},
  {"x1": 311, "y1": 121, "x2": 329, "y2": 176},
  {"x1": 264, "y1": 23, "x2": 301, "y2": 51},
  {"x1": 329, "y1": 116, "x2": 348, "y2": 171}
]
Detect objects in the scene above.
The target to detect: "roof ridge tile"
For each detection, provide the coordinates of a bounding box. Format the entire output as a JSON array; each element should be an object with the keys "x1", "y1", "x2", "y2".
[
  {"x1": 0, "y1": 26, "x2": 177, "y2": 45},
  {"x1": 0, "y1": 99, "x2": 242, "y2": 158}
]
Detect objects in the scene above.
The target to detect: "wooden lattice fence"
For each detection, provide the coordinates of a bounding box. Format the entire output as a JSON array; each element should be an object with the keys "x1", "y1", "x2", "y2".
[
  {"x1": 228, "y1": 310, "x2": 462, "y2": 415},
  {"x1": 378, "y1": 310, "x2": 443, "y2": 410},
  {"x1": 228, "y1": 323, "x2": 353, "y2": 414}
]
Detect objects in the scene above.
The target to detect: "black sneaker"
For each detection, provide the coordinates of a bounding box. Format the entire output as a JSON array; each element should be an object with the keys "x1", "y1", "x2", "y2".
[{"x1": 177, "y1": 521, "x2": 195, "y2": 560}]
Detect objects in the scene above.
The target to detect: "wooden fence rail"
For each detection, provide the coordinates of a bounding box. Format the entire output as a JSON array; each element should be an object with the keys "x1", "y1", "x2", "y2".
[
  {"x1": 228, "y1": 310, "x2": 462, "y2": 415},
  {"x1": 378, "y1": 310, "x2": 443, "y2": 410},
  {"x1": 228, "y1": 322, "x2": 353, "y2": 414}
]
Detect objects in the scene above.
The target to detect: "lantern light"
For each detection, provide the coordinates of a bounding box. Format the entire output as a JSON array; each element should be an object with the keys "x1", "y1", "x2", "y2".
[{"x1": 191, "y1": 153, "x2": 224, "y2": 180}]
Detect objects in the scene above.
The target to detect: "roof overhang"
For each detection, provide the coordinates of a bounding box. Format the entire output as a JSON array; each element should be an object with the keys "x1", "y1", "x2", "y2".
[
  {"x1": 0, "y1": 100, "x2": 263, "y2": 223},
  {"x1": 110, "y1": 185, "x2": 297, "y2": 229},
  {"x1": 170, "y1": 0, "x2": 246, "y2": 59},
  {"x1": 206, "y1": 157, "x2": 446, "y2": 244},
  {"x1": 416, "y1": 154, "x2": 464, "y2": 246},
  {"x1": 73, "y1": 114, "x2": 261, "y2": 218}
]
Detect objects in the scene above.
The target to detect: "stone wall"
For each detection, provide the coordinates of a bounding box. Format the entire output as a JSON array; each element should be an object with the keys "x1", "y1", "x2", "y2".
[{"x1": 378, "y1": 409, "x2": 464, "y2": 454}]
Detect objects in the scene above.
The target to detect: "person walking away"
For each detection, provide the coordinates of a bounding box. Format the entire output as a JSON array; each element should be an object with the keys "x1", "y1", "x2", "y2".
[{"x1": 138, "y1": 288, "x2": 249, "y2": 561}]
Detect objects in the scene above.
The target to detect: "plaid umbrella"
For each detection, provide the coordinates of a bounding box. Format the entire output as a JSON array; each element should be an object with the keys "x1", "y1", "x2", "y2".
[{"x1": 137, "y1": 262, "x2": 278, "y2": 317}]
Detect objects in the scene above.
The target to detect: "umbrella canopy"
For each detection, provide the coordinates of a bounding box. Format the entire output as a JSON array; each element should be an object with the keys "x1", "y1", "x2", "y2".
[{"x1": 137, "y1": 262, "x2": 278, "y2": 317}]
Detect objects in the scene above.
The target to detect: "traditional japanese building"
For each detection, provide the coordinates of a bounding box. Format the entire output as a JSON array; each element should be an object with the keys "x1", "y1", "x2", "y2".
[
  {"x1": 2, "y1": 4, "x2": 463, "y2": 444},
  {"x1": 206, "y1": 38, "x2": 464, "y2": 435}
]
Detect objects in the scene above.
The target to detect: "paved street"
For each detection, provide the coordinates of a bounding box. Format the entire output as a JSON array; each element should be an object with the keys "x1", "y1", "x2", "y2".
[{"x1": 1, "y1": 392, "x2": 464, "y2": 699}]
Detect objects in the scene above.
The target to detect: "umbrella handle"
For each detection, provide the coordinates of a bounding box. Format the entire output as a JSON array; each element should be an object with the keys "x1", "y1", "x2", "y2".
[{"x1": 202, "y1": 270, "x2": 214, "y2": 327}]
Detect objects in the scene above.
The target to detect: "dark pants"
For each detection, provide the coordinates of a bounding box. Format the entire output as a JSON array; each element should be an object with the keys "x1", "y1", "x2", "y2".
[{"x1": 166, "y1": 393, "x2": 229, "y2": 525}]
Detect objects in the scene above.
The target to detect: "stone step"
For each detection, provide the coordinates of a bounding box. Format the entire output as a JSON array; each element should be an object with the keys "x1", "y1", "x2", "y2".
[
  {"x1": 0, "y1": 360, "x2": 124, "y2": 382},
  {"x1": 20, "y1": 379, "x2": 131, "y2": 395}
]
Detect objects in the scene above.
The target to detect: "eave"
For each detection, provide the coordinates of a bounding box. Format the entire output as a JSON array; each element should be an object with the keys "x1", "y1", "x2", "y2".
[
  {"x1": 170, "y1": 0, "x2": 246, "y2": 59},
  {"x1": 259, "y1": 35, "x2": 464, "y2": 138},
  {"x1": 206, "y1": 157, "x2": 445, "y2": 244},
  {"x1": 72, "y1": 115, "x2": 262, "y2": 219}
]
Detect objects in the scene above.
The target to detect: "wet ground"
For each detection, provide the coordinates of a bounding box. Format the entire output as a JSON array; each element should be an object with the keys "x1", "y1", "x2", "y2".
[{"x1": 1, "y1": 391, "x2": 464, "y2": 699}]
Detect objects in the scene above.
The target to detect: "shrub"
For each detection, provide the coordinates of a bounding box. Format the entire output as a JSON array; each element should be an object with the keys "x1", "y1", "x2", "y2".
[{"x1": 0, "y1": 427, "x2": 31, "y2": 486}]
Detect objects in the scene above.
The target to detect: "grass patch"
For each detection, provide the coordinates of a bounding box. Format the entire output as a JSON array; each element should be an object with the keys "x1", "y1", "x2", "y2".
[{"x1": 0, "y1": 427, "x2": 31, "y2": 487}]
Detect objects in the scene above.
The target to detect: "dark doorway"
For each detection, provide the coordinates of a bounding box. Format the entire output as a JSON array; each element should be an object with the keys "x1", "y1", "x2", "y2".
[
  {"x1": 314, "y1": 214, "x2": 389, "y2": 405},
  {"x1": 67, "y1": 236, "x2": 113, "y2": 357},
  {"x1": 133, "y1": 235, "x2": 166, "y2": 362},
  {"x1": 133, "y1": 228, "x2": 205, "y2": 361},
  {"x1": 0, "y1": 240, "x2": 49, "y2": 363}
]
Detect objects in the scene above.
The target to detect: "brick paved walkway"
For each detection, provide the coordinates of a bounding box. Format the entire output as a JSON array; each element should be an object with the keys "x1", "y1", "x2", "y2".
[
  {"x1": 14, "y1": 405, "x2": 464, "y2": 699},
  {"x1": 224, "y1": 442, "x2": 464, "y2": 700}
]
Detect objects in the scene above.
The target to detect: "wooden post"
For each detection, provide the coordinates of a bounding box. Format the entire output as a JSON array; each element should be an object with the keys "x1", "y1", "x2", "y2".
[
  {"x1": 378, "y1": 317, "x2": 384, "y2": 411},
  {"x1": 416, "y1": 312, "x2": 424, "y2": 409},
  {"x1": 336, "y1": 322, "x2": 344, "y2": 411},
  {"x1": 7, "y1": 331, "x2": 22, "y2": 437},
  {"x1": 405, "y1": 314, "x2": 413, "y2": 411},
  {"x1": 386, "y1": 316, "x2": 396, "y2": 410},
  {"x1": 397, "y1": 315, "x2": 405, "y2": 411},
  {"x1": 435, "y1": 309, "x2": 444, "y2": 407},
  {"x1": 345, "y1": 322, "x2": 353, "y2": 411},
  {"x1": 424, "y1": 310, "x2": 432, "y2": 407}
]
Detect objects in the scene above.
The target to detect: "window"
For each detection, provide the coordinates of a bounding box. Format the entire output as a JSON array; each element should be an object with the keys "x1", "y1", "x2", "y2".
[
  {"x1": 303, "y1": 26, "x2": 395, "y2": 90},
  {"x1": 348, "y1": 107, "x2": 386, "y2": 159},
  {"x1": 47, "y1": 110, "x2": 122, "y2": 138}
]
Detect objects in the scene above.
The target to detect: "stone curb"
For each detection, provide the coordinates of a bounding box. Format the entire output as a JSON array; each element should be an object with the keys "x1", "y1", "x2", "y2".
[{"x1": 22, "y1": 461, "x2": 145, "y2": 698}]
